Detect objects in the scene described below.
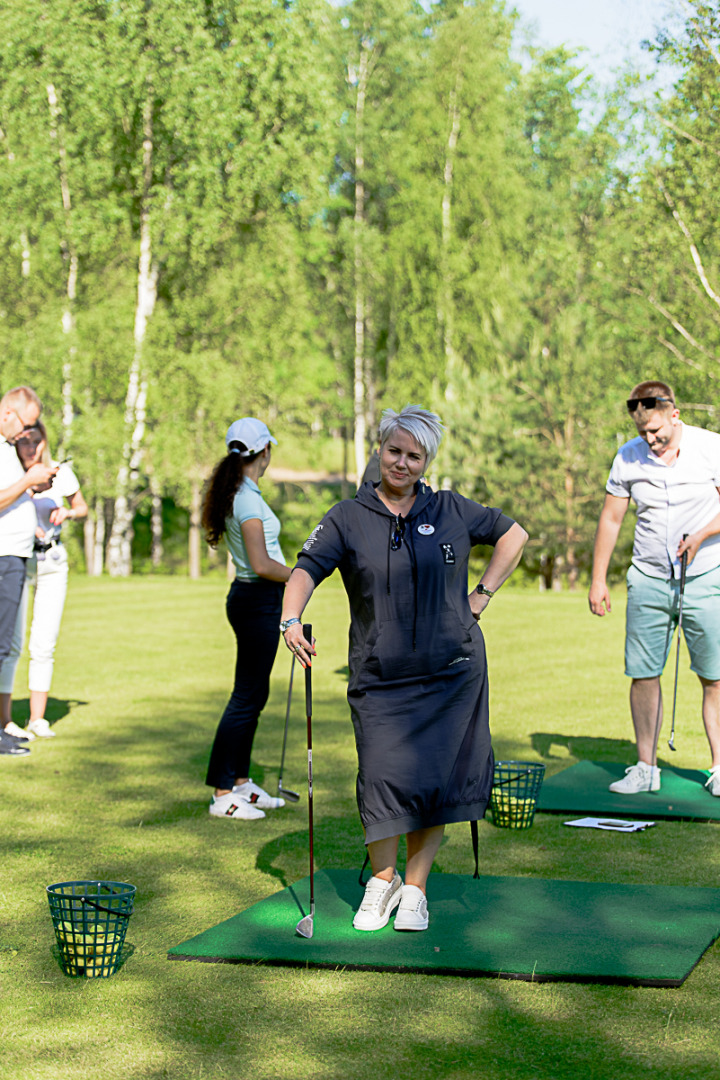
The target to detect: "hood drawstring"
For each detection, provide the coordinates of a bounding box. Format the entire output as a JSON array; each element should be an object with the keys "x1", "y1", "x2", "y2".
[{"x1": 387, "y1": 514, "x2": 419, "y2": 651}]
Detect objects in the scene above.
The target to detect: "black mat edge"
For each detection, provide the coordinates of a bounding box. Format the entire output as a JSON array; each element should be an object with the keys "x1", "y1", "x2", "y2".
[{"x1": 166, "y1": 951, "x2": 692, "y2": 987}]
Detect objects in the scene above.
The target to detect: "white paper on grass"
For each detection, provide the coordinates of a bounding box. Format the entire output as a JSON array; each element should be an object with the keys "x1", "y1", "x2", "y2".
[{"x1": 563, "y1": 817, "x2": 656, "y2": 832}]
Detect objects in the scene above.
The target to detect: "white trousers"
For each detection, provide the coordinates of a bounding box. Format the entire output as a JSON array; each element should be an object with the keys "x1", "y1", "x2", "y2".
[{"x1": 0, "y1": 547, "x2": 69, "y2": 694}]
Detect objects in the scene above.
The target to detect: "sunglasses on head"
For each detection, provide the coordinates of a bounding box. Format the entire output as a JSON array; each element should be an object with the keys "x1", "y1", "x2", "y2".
[
  {"x1": 390, "y1": 517, "x2": 406, "y2": 551},
  {"x1": 626, "y1": 396, "x2": 673, "y2": 413}
]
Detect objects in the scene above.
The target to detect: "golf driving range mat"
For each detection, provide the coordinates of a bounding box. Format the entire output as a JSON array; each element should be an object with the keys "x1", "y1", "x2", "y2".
[
  {"x1": 536, "y1": 761, "x2": 720, "y2": 820},
  {"x1": 167, "y1": 869, "x2": 720, "y2": 985}
]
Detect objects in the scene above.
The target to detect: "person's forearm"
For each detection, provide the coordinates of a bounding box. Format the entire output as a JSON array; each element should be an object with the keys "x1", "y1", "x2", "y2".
[
  {"x1": 251, "y1": 557, "x2": 292, "y2": 582},
  {"x1": 591, "y1": 513, "x2": 624, "y2": 585},
  {"x1": 479, "y1": 522, "x2": 529, "y2": 592},
  {"x1": 0, "y1": 477, "x2": 32, "y2": 512},
  {"x1": 281, "y1": 567, "x2": 316, "y2": 620}
]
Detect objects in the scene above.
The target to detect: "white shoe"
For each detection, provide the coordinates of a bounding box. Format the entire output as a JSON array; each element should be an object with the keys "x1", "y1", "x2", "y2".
[
  {"x1": 4, "y1": 721, "x2": 34, "y2": 741},
  {"x1": 26, "y1": 718, "x2": 56, "y2": 738},
  {"x1": 705, "y1": 768, "x2": 720, "y2": 797},
  {"x1": 209, "y1": 792, "x2": 265, "y2": 820},
  {"x1": 394, "y1": 884, "x2": 429, "y2": 931},
  {"x1": 608, "y1": 762, "x2": 660, "y2": 794},
  {"x1": 353, "y1": 872, "x2": 402, "y2": 931},
  {"x1": 232, "y1": 779, "x2": 284, "y2": 809}
]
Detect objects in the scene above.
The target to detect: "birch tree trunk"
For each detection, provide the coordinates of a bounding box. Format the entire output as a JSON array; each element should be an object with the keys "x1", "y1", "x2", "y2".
[
  {"x1": 150, "y1": 476, "x2": 163, "y2": 569},
  {"x1": 47, "y1": 83, "x2": 78, "y2": 452},
  {"x1": 188, "y1": 476, "x2": 202, "y2": 580},
  {"x1": 106, "y1": 93, "x2": 158, "y2": 577},
  {"x1": 440, "y1": 61, "x2": 464, "y2": 401},
  {"x1": 353, "y1": 41, "x2": 370, "y2": 485},
  {"x1": 92, "y1": 498, "x2": 105, "y2": 576}
]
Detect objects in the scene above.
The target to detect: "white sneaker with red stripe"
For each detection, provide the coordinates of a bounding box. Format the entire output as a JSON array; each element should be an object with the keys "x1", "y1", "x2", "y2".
[
  {"x1": 232, "y1": 779, "x2": 285, "y2": 809},
  {"x1": 209, "y1": 792, "x2": 265, "y2": 820}
]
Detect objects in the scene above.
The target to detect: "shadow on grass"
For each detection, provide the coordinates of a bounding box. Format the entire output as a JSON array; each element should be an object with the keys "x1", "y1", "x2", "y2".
[
  {"x1": 531, "y1": 732, "x2": 636, "y2": 762},
  {"x1": 10, "y1": 696, "x2": 88, "y2": 731}
]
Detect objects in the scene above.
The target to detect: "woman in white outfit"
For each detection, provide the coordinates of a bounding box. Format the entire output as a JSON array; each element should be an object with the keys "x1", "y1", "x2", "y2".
[{"x1": 0, "y1": 424, "x2": 87, "y2": 739}]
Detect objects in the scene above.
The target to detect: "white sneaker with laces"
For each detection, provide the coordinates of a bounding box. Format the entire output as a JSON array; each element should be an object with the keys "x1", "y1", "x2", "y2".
[
  {"x1": 232, "y1": 779, "x2": 285, "y2": 809},
  {"x1": 209, "y1": 792, "x2": 266, "y2": 820},
  {"x1": 608, "y1": 761, "x2": 661, "y2": 794},
  {"x1": 26, "y1": 718, "x2": 55, "y2": 738},
  {"x1": 705, "y1": 768, "x2": 720, "y2": 797},
  {"x1": 394, "y1": 884, "x2": 429, "y2": 931},
  {"x1": 353, "y1": 872, "x2": 402, "y2": 931}
]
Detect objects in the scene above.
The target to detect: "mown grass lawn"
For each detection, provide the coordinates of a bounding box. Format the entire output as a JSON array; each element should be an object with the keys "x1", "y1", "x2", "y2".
[{"x1": 1, "y1": 574, "x2": 719, "y2": 1080}]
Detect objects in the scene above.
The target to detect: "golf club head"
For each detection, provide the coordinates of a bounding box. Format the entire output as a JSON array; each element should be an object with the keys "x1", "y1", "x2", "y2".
[
  {"x1": 295, "y1": 914, "x2": 314, "y2": 939},
  {"x1": 668, "y1": 737, "x2": 677, "y2": 751},
  {"x1": 278, "y1": 786, "x2": 300, "y2": 803}
]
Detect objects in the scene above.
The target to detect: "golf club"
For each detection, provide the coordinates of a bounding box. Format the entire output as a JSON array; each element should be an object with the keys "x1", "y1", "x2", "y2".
[
  {"x1": 668, "y1": 540, "x2": 689, "y2": 752},
  {"x1": 295, "y1": 623, "x2": 315, "y2": 939},
  {"x1": 277, "y1": 656, "x2": 300, "y2": 802}
]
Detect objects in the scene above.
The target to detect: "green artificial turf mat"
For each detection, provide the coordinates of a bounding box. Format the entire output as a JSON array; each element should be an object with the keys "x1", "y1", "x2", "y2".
[
  {"x1": 537, "y1": 761, "x2": 720, "y2": 820},
  {"x1": 168, "y1": 868, "x2": 720, "y2": 986}
]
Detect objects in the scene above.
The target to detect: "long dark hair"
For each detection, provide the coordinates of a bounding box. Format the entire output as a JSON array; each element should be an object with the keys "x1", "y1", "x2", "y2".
[{"x1": 202, "y1": 441, "x2": 264, "y2": 547}]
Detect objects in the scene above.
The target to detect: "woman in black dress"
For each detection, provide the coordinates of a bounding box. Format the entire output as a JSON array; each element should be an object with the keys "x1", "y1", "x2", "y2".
[{"x1": 280, "y1": 406, "x2": 527, "y2": 931}]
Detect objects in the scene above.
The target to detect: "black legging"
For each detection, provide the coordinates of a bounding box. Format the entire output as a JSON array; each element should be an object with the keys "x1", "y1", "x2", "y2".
[{"x1": 205, "y1": 577, "x2": 284, "y2": 790}]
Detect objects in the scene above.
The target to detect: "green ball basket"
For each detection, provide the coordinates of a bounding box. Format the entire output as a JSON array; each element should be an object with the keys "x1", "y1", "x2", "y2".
[
  {"x1": 489, "y1": 761, "x2": 546, "y2": 830},
  {"x1": 47, "y1": 880, "x2": 136, "y2": 978}
]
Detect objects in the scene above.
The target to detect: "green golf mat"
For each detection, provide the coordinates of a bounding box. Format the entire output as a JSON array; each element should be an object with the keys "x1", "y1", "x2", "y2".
[
  {"x1": 536, "y1": 761, "x2": 720, "y2": 820},
  {"x1": 168, "y1": 869, "x2": 720, "y2": 985}
]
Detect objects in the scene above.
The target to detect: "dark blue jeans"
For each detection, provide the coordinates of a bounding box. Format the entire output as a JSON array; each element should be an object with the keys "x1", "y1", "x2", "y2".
[
  {"x1": 0, "y1": 556, "x2": 27, "y2": 666},
  {"x1": 205, "y1": 578, "x2": 284, "y2": 790}
]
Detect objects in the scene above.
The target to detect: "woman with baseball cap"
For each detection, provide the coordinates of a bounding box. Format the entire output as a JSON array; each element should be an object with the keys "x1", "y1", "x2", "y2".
[{"x1": 202, "y1": 418, "x2": 291, "y2": 820}]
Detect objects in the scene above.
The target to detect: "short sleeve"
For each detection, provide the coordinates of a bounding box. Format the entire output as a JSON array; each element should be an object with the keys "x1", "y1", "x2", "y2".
[
  {"x1": 605, "y1": 452, "x2": 631, "y2": 498},
  {"x1": 232, "y1": 484, "x2": 264, "y2": 525},
  {"x1": 294, "y1": 505, "x2": 347, "y2": 586},
  {"x1": 55, "y1": 463, "x2": 80, "y2": 500},
  {"x1": 455, "y1": 494, "x2": 515, "y2": 546}
]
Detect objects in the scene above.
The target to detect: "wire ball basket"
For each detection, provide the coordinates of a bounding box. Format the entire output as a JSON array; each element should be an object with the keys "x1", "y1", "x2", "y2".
[
  {"x1": 489, "y1": 761, "x2": 546, "y2": 830},
  {"x1": 47, "y1": 880, "x2": 136, "y2": 978}
]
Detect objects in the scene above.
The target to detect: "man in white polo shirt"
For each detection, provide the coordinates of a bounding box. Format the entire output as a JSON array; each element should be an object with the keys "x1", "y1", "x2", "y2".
[
  {"x1": 588, "y1": 381, "x2": 720, "y2": 795},
  {"x1": 0, "y1": 386, "x2": 57, "y2": 757}
]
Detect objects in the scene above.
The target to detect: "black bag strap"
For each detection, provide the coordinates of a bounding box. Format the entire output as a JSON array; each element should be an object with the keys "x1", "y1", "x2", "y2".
[{"x1": 358, "y1": 852, "x2": 370, "y2": 887}]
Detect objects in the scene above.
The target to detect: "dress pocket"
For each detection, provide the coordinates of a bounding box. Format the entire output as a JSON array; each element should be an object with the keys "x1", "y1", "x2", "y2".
[{"x1": 367, "y1": 609, "x2": 473, "y2": 682}]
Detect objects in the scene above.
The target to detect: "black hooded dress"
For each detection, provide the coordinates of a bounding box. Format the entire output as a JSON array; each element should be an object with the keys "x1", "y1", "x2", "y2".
[{"x1": 295, "y1": 481, "x2": 515, "y2": 845}]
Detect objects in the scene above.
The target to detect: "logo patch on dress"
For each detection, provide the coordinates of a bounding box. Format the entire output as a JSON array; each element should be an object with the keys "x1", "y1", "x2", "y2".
[
  {"x1": 417, "y1": 523, "x2": 435, "y2": 535},
  {"x1": 440, "y1": 543, "x2": 455, "y2": 564}
]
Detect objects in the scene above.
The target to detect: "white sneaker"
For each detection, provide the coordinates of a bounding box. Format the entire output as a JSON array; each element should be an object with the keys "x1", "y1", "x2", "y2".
[
  {"x1": 353, "y1": 872, "x2": 402, "y2": 931},
  {"x1": 394, "y1": 884, "x2": 429, "y2": 931},
  {"x1": 209, "y1": 792, "x2": 265, "y2": 820},
  {"x1": 608, "y1": 762, "x2": 660, "y2": 794},
  {"x1": 705, "y1": 768, "x2": 720, "y2": 797},
  {"x1": 232, "y1": 779, "x2": 285, "y2": 809},
  {"x1": 4, "y1": 721, "x2": 34, "y2": 741},
  {"x1": 26, "y1": 718, "x2": 55, "y2": 738}
]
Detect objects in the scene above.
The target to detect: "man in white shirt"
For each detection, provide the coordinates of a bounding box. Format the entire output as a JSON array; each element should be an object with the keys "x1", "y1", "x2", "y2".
[
  {"x1": 589, "y1": 381, "x2": 720, "y2": 795},
  {"x1": 0, "y1": 386, "x2": 56, "y2": 756}
]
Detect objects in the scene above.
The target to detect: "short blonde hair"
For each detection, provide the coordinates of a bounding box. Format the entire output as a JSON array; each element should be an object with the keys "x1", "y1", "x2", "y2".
[{"x1": 378, "y1": 405, "x2": 444, "y2": 467}]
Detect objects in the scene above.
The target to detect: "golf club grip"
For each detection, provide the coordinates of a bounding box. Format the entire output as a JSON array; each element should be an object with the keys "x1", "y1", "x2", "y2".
[
  {"x1": 303, "y1": 623, "x2": 312, "y2": 715},
  {"x1": 680, "y1": 533, "x2": 688, "y2": 590}
]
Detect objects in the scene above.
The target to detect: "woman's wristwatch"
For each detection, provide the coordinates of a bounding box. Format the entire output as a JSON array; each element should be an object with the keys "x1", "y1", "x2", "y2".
[
  {"x1": 475, "y1": 583, "x2": 495, "y2": 598},
  {"x1": 279, "y1": 617, "x2": 301, "y2": 634}
]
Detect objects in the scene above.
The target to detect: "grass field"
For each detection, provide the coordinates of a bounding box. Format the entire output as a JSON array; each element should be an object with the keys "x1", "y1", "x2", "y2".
[{"x1": 1, "y1": 575, "x2": 719, "y2": 1080}]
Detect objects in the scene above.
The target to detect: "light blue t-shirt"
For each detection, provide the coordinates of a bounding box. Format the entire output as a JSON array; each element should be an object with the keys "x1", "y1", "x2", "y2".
[{"x1": 226, "y1": 477, "x2": 286, "y2": 581}]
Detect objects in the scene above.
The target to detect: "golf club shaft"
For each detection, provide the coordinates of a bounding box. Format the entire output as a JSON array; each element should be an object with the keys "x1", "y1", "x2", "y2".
[
  {"x1": 668, "y1": 538, "x2": 689, "y2": 751},
  {"x1": 278, "y1": 655, "x2": 296, "y2": 793},
  {"x1": 304, "y1": 623, "x2": 314, "y2": 920}
]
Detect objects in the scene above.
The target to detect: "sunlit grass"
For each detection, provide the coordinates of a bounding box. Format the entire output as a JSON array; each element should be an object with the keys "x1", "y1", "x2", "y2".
[{"x1": 1, "y1": 575, "x2": 718, "y2": 1080}]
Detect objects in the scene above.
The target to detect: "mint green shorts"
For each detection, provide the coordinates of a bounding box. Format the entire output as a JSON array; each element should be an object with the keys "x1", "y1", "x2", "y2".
[{"x1": 625, "y1": 564, "x2": 720, "y2": 680}]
